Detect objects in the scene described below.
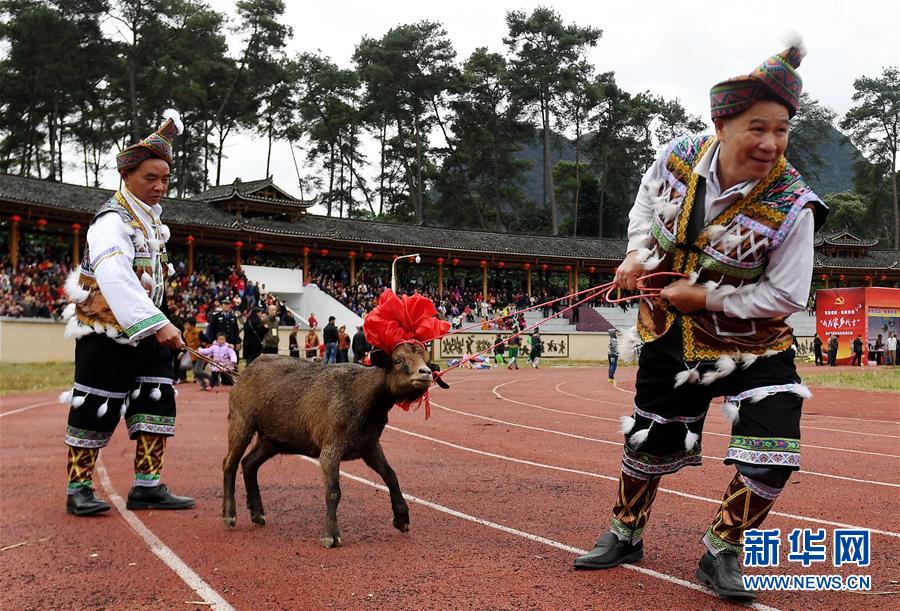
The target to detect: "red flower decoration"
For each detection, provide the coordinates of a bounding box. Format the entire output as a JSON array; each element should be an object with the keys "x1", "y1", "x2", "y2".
[{"x1": 364, "y1": 289, "x2": 450, "y2": 354}]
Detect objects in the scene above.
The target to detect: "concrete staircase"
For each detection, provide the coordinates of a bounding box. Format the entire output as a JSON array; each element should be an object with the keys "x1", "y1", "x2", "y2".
[{"x1": 522, "y1": 309, "x2": 578, "y2": 333}]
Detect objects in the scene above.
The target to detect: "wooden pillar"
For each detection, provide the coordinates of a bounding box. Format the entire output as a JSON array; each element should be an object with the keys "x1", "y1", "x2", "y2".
[
  {"x1": 526, "y1": 265, "x2": 532, "y2": 297},
  {"x1": 71, "y1": 223, "x2": 82, "y2": 266},
  {"x1": 235, "y1": 241, "x2": 243, "y2": 270},
  {"x1": 437, "y1": 258, "x2": 444, "y2": 298},
  {"x1": 186, "y1": 236, "x2": 195, "y2": 275},
  {"x1": 303, "y1": 247, "x2": 310, "y2": 281},
  {"x1": 574, "y1": 262, "x2": 580, "y2": 294},
  {"x1": 349, "y1": 251, "x2": 357, "y2": 286},
  {"x1": 481, "y1": 261, "x2": 488, "y2": 298},
  {"x1": 9, "y1": 214, "x2": 20, "y2": 269}
]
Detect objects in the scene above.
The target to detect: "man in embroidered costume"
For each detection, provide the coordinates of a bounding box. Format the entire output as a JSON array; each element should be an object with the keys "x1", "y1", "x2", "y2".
[
  {"x1": 60, "y1": 109, "x2": 195, "y2": 515},
  {"x1": 574, "y1": 41, "x2": 827, "y2": 601}
]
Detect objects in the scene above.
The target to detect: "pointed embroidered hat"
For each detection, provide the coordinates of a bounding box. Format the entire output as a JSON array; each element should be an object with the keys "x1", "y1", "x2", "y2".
[
  {"x1": 116, "y1": 109, "x2": 184, "y2": 172},
  {"x1": 710, "y1": 37, "x2": 806, "y2": 119}
]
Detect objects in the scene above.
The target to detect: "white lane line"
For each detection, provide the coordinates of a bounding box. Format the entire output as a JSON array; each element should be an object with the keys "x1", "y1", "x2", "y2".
[
  {"x1": 493, "y1": 380, "x2": 619, "y2": 422},
  {"x1": 297, "y1": 455, "x2": 780, "y2": 611},
  {"x1": 817, "y1": 414, "x2": 900, "y2": 425},
  {"x1": 556, "y1": 381, "x2": 900, "y2": 442},
  {"x1": 0, "y1": 400, "x2": 57, "y2": 418},
  {"x1": 431, "y1": 401, "x2": 900, "y2": 489},
  {"x1": 96, "y1": 462, "x2": 234, "y2": 611},
  {"x1": 385, "y1": 426, "x2": 900, "y2": 539},
  {"x1": 543, "y1": 383, "x2": 899, "y2": 459}
]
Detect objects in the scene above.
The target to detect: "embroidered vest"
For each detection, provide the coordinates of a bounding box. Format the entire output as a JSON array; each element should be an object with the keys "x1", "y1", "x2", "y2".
[
  {"x1": 72, "y1": 192, "x2": 171, "y2": 338},
  {"x1": 637, "y1": 135, "x2": 819, "y2": 360}
]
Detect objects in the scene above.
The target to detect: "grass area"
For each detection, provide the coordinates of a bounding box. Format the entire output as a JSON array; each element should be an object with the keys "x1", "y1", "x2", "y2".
[
  {"x1": 802, "y1": 368, "x2": 900, "y2": 393},
  {"x1": 0, "y1": 362, "x2": 74, "y2": 396}
]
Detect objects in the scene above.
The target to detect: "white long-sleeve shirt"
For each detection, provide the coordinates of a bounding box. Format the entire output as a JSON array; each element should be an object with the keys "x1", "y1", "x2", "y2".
[
  {"x1": 87, "y1": 209, "x2": 167, "y2": 341},
  {"x1": 626, "y1": 140, "x2": 814, "y2": 319}
]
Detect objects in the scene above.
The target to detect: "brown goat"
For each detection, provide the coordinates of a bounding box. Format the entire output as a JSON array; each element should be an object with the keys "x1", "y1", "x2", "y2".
[{"x1": 222, "y1": 342, "x2": 444, "y2": 548}]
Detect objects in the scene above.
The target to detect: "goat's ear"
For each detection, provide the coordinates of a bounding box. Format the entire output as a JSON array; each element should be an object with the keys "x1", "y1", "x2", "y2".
[{"x1": 369, "y1": 349, "x2": 392, "y2": 369}]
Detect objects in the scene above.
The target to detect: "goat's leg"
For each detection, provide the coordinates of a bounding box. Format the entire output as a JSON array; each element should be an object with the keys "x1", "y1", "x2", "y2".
[
  {"x1": 319, "y1": 447, "x2": 343, "y2": 548},
  {"x1": 222, "y1": 419, "x2": 255, "y2": 527},
  {"x1": 241, "y1": 437, "x2": 277, "y2": 526},
  {"x1": 362, "y1": 442, "x2": 410, "y2": 533}
]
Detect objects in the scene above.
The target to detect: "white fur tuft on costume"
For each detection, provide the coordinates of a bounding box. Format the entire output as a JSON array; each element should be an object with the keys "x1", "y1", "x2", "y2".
[
  {"x1": 159, "y1": 224, "x2": 171, "y2": 242},
  {"x1": 783, "y1": 31, "x2": 807, "y2": 61},
  {"x1": 721, "y1": 401, "x2": 740, "y2": 424},
  {"x1": 149, "y1": 386, "x2": 162, "y2": 401},
  {"x1": 64, "y1": 317, "x2": 93, "y2": 339},
  {"x1": 162, "y1": 108, "x2": 184, "y2": 135},
  {"x1": 700, "y1": 355, "x2": 737, "y2": 385},
  {"x1": 704, "y1": 224, "x2": 728, "y2": 242},
  {"x1": 629, "y1": 426, "x2": 651, "y2": 448},
  {"x1": 619, "y1": 326, "x2": 643, "y2": 362},
  {"x1": 619, "y1": 415, "x2": 637, "y2": 435},
  {"x1": 120, "y1": 402, "x2": 128, "y2": 417},
  {"x1": 147, "y1": 238, "x2": 161, "y2": 254},
  {"x1": 167, "y1": 263, "x2": 176, "y2": 276},
  {"x1": 642, "y1": 250, "x2": 664, "y2": 271},
  {"x1": 96, "y1": 400, "x2": 108, "y2": 418},
  {"x1": 62, "y1": 302, "x2": 76, "y2": 321},
  {"x1": 687, "y1": 270, "x2": 700, "y2": 285},
  {"x1": 674, "y1": 366, "x2": 701, "y2": 388},
  {"x1": 634, "y1": 248, "x2": 654, "y2": 265},
  {"x1": 684, "y1": 428, "x2": 700, "y2": 451},
  {"x1": 720, "y1": 231, "x2": 745, "y2": 251},
  {"x1": 59, "y1": 389, "x2": 73, "y2": 405},
  {"x1": 739, "y1": 352, "x2": 759, "y2": 369},
  {"x1": 71, "y1": 395, "x2": 85, "y2": 408},
  {"x1": 792, "y1": 384, "x2": 812, "y2": 399},
  {"x1": 131, "y1": 386, "x2": 141, "y2": 400},
  {"x1": 657, "y1": 202, "x2": 680, "y2": 223},
  {"x1": 64, "y1": 269, "x2": 89, "y2": 303}
]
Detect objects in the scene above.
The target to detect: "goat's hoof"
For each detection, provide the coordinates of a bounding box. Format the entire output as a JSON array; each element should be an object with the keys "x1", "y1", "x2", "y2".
[
  {"x1": 392, "y1": 517, "x2": 410, "y2": 532},
  {"x1": 223, "y1": 516, "x2": 236, "y2": 527},
  {"x1": 251, "y1": 513, "x2": 266, "y2": 526},
  {"x1": 321, "y1": 534, "x2": 343, "y2": 548}
]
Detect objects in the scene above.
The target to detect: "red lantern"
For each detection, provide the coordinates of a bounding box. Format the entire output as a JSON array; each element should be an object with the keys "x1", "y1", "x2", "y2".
[
  {"x1": 320, "y1": 248, "x2": 329, "y2": 257},
  {"x1": 255, "y1": 242, "x2": 263, "y2": 251},
  {"x1": 436, "y1": 257, "x2": 445, "y2": 264},
  {"x1": 864, "y1": 275, "x2": 871, "y2": 282},
  {"x1": 186, "y1": 235, "x2": 195, "y2": 245},
  {"x1": 303, "y1": 246, "x2": 311, "y2": 255},
  {"x1": 523, "y1": 263, "x2": 531, "y2": 270},
  {"x1": 839, "y1": 274, "x2": 845, "y2": 281},
  {"x1": 10, "y1": 214, "x2": 21, "y2": 223},
  {"x1": 588, "y1": 266, "x2": 596, "y2": 274},
  {"x1": 71, "y1": 223, "x2": 81, "y2": 232},
  {"x1": 452, "y1": 258, "x2": 459, "y2": 266},
  {"x1": 348, "y1": 250, "x2": 356, "y2": 258},
  {"x1": 36, "y1": 218, "x2": 47, "y2": 229},
  {"x1": 480, "y1": 259, "x2": 487, "y2": 267},
  {"x1": 541, "y1": 264, "x2": 548, "y2": 271},
  {"x1": 364, "y1": 252, "x2": 373, "y2": 260},
  {"x1": 564, "y1": 264, "x2": 572, "y2": 271},
  {"x1": 820, "y1": 274, "x2": 827, "y2": 281},
  {"x1": 497, "y1": 261, "x2": 505, "y2": 268},
  {"x1": 881, "y1": 275, "x2": 888, "y2": 281},
  {"x1": 234, "y1": 240, "x2": 244, "y2": 249}
]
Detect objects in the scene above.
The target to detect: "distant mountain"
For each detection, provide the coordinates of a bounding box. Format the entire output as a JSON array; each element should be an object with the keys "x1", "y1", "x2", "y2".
[{"x1": 515, "y1": 123, "x2": 861, "y2": 209}]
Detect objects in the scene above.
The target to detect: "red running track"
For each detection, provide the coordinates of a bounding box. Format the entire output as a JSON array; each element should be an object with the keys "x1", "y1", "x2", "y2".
[{"x1": 1, "y1": 365, "x2": 898, "y2": 610}]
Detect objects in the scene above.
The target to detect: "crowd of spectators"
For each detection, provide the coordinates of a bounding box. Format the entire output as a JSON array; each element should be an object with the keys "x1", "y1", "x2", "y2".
[{"x1": 1, "y1": 234, "x2": 70, "y2": 319}]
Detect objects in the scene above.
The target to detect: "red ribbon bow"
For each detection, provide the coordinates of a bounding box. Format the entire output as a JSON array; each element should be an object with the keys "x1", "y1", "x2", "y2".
[{"x1": 363, "y1": 289, "x2": 450, "y2": 353}]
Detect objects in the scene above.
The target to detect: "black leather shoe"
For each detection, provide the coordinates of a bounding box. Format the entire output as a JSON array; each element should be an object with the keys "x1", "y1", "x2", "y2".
[
  {"x1": 126, "y1": 484, "x2": 195, "y2": 510},
  {"x1": 695, "y1": 550, "x2": 757, "y2": 601},
  {"x1": 66, "y1": 487, "x2": 111, "y2": 516},
  {"x1": 574, "y1": 531, "x2": 643, "y2": 569}
]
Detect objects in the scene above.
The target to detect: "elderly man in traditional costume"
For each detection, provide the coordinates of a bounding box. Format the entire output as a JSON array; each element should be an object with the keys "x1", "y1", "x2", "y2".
[
  {"x1": 574, "y1": 41, "x2": 827, "y2": 601},
  {"x1": 59, "y1": 110, "x2": 195, "y2": 515}
]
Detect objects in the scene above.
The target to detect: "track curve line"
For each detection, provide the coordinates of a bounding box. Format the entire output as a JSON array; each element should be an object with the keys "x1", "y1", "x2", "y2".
[
  {"x1": 297, "y1": 455, "x2": 781, "y2": 611},
  {"x1": 385, "y1": 425, "x2": 900, "y2": 540},
  {"x1": 430, "y1": 401, "x2": 900, "y2": 489}
]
